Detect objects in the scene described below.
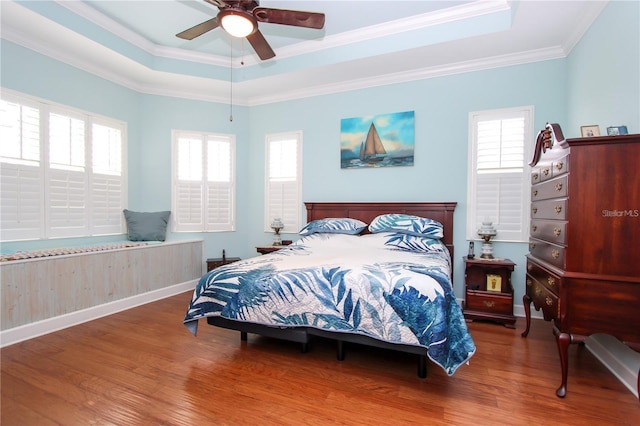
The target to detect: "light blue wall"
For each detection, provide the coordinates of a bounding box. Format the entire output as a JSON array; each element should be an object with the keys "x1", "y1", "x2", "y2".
[
  {"x1": 1, "y1": 1, "x2": 637, "y2": 303},
  {"x1": 566, "y1": 0, "x2": 640, "y2": 136}
]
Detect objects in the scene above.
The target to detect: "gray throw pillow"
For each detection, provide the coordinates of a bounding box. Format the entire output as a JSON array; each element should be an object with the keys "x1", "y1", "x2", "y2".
[{"x1": 123, "y1": 209, "x2": 171, "y2": 241}]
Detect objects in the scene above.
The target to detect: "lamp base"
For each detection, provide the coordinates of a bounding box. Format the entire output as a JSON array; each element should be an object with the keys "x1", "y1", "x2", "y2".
[
  {"x1": 272, "y1": 231, "x2": 282, "y2": 246},
  {"x1": 480, "y1": 242, "x2": 494, "y2": 259}
]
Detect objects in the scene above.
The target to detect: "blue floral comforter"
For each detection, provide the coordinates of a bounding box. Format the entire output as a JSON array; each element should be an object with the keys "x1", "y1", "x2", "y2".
[{"x1": 184, "y1": 232, "x2": 476, "y2": 375}]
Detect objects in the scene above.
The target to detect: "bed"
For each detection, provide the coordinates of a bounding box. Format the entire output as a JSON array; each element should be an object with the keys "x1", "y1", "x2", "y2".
[{"x1": 184, "y1": 202, "x2": 476, "y2": 377}]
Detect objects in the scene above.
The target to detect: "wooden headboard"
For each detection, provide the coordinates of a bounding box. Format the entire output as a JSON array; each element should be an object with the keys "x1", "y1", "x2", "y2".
[{"x1": 305, "y1": 201, "x2": 457, "y2": 255}]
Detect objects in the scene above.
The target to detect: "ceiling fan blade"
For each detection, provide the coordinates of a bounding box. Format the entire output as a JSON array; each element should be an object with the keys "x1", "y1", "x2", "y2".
[
  {"x1": 253, "y1": 8, "x2": 325, "y2": 29},
  {"x1": 246, "y1": 29, "x2": 275, "y2": 60},
  {"x1": 176, "y1": 17, "x2": 219, "y2": 40},
  {"x1": 203, "y1": 0, "x2": 227, "y2": 7}
]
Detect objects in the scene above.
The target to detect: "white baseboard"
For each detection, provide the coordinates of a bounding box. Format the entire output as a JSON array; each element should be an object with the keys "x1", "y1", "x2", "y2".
[
  {"x1": 585, "y1": 334, "x2": 640, "y2": 398},
  {"x1": 456, "y1": 298, "x2": 544, "y2": 320},
  {"x1": 0, "y1": 280, "x2": 197, "y2": 348}
]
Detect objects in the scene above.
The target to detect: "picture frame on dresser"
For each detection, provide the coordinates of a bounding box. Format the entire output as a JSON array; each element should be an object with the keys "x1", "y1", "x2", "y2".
[
  {"x1": 580, "y1": 125, "x2": 600, "y2": 137},
  {"x1": 607, "y1": 125, "x2": 628, "y2": 136}
]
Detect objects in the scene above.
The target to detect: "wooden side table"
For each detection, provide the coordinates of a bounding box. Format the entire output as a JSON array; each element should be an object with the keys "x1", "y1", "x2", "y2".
[
  {"x1": 256, "y1": 246, "x2": 286, "y2": 255},
  {"x1": 207, "y1": 253, "x2": 241, "y2": 272},
  {"x1": 463, "y1": 257, "x2": 516, "y2": 328}
]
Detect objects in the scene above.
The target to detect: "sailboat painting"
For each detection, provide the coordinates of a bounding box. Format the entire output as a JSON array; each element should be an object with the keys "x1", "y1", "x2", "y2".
[{"x1": 340, "y1": 111, "x2": 415, "y2": 169}]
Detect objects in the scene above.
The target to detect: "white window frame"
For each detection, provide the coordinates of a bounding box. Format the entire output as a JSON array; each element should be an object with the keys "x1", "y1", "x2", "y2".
[
  {"x1": 171, "y1": 130, "x2": 236, "y2": 233},
  {"x1": 1, "y1": 89, "x2": 127, "y2": 242},
  {"x1": 264, "y1": 131, "x2": 303, "y2": 234},
  {"x1": 466, "y1": 106, "x2": 533, "y2": 242}
]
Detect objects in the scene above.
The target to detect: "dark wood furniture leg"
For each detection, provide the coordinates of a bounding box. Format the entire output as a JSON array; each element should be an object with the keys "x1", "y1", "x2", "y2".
[
  {"x1": 337, "y1": 340, "x2": 345, "y2": 361},
  {"x1": 521, "y1": 294, "x2": 532, "y2": 338},
  {"x1": 418, "y1": 355, "x2": 427, "y2": 378},
  {"x1": 554, "y1": 328, "x2": 571, "y2": 398}
]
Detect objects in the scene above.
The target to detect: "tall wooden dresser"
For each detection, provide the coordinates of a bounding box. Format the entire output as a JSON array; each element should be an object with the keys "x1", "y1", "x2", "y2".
[{"x1": 522, "y1": 125, "x2": 640, "y2": 398}]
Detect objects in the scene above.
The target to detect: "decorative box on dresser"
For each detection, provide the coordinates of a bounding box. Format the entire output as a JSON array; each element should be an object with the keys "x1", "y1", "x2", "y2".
[{"x1": 522, "y1": 124, "x2": 640, "y2": 398}]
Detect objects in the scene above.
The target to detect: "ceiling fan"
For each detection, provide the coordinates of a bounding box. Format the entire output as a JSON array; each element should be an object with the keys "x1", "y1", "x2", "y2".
[{"x1": 176, "y1": 0, "x2": 326, "y2": 60}]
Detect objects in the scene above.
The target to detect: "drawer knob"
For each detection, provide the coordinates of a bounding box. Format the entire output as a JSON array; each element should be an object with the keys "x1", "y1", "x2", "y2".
[
  {"x1": 554, "y1": 227, "x2": 561, "y2": 237},
  {"x1": 530, "y1": 242, "x2": 536, "y2": 250},
  {"x1": 555, "y1": 183, "x2": 563, "y2": 191},
  {"x1": 483, "y1": 301, "x2": 496, "y2": 308},
  {"x1": 547, "y1": 277, "x2": 556, "y2": 287},
  {"x1": 533, "y1": 189, "x2": 538, "y2": 197},
  {"x1": 551, "y1": 249, "x2": 560, "y2": 259},
  {"x1": 532, "y1": 207, "x2": 538, "y2": 215},
  {"x1": 555, "y1": 161, "x2": 564, "y2": 171},
  {"x1": 545, "y1": 297, "x2": 553, "y2": 306},
  {"x1": 555, "y1": 205, "x2": 562, "y2": 214},
  {"x1": 527, "y1": 264, "x2": 533, "y2": 271},
  {"x1": 532, "y1": 225, "x2": 538, "y2": 232},
  {"x1": 543, "y1": 168, "x2": 550, "y2": 176},
  {"x1": 533, "y1": 173, "x2": 539, "y2": 181}
]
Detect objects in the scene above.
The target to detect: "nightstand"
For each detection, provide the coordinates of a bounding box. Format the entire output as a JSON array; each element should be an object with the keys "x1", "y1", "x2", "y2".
[
  {"x1": 256, "y1": 246, "x2": 285, "y2": 255},
  {"x1": 207, "y1": 254, "x2": 241, "y2": 272},
  {"x1": 463, "y1": 257, "x2": 516, "y2": 328}
]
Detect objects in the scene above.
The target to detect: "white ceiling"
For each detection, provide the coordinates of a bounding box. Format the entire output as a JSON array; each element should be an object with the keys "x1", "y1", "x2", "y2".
[{"x1": 1, "y1": 1, "x2": 608, "y2": 105}]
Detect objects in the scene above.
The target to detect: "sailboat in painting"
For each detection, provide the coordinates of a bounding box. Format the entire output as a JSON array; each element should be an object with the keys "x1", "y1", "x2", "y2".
[{"x1": 359, "y1": 123, "x2": 386, "y2": 163}]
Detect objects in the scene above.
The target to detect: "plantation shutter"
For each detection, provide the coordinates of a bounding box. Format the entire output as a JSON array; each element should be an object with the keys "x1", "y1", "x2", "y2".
[
  {"x1": 174, "y1": 135, "x2": 204, "y2": 232},
  {"x1": 468, "y1": 108, "x2": 532, "y2": 242},
  {"x1": 172, "y1": 131, "x2": 235, "y2": 232},
  {"x1": 91, "y1": 122, "x2": 125, "y2": 235},
  {"x1": 265, "y1": 133, "x2": 302, "y2": 233},
  {"x1": 1, "y1": 91, "x2": 127, "y2": 242},
  {"x1": 206, "y1": 136, "x2": 235, "y2": 231},
  {"x1": 46, "y1": 111, "x2": 87, "y2": 238},
  {"x1": 0, "y1": 99, "x2": 43, "y2": 240}
]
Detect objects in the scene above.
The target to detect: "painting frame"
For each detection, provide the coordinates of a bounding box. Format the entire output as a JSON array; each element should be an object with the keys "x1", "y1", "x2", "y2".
[
  {"x1": 580, "y1": 125, "x2": 600, "y2": 137},
  {"x1": 340, "y1": 110, "x2": 415, "y2": 169}
]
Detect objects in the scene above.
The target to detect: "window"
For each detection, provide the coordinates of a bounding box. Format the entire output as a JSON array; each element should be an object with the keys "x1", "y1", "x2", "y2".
[
  {"x1": 467, "y1": 106, "x2": 533, "y2": 242},
  {"x1": 171, "y1": 130, "x2": 235, "y2": 232},
  {"x1": 0, "y1": 91, "x2": 127, "y2": 241},
  {"x1": 265, "y1": 131, "x2": 302, "y2": 234}
]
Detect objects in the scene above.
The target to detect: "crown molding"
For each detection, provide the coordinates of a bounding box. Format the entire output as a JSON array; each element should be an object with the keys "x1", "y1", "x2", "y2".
[
  {"x1": 246, "y1": 46, "x2": 567, "y2": 106},
  {"x1": 561, "y1": 0, "x2": 609, "y2": 54}
]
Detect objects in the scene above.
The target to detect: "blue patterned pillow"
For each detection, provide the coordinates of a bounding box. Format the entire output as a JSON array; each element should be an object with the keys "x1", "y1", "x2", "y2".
[
  {"x1": 368, "y1": 214, "x2": 444, "y2": 239},
  {"x1": 380, "y1": 233, "x2": 447, "y2": 253},
  {"x1": 299, "y1": 218, "x2": 367, "y2": 236}
]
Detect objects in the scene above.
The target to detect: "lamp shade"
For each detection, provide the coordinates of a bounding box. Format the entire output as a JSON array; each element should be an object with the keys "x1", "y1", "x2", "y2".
[
  {"x1": 271, "y1": 218, "x2": 284, "y2": 230},
  {"x1": 219, "y1": 10, "x2": 257, "y2": 38}
]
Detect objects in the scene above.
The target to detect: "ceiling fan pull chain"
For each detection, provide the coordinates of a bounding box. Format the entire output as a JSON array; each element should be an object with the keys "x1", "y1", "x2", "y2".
[{"x1": 229, "y1": 37, "x2": 233, "y2": 122}]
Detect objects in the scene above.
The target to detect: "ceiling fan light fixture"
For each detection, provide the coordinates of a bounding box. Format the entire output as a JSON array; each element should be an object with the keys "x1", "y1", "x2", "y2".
[{"x1": 219, "y1": 9, "x2": 256, "y2": 38}]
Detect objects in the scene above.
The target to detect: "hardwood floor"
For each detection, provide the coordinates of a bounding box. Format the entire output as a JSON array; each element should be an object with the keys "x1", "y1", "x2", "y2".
[{"x1": 2, "y1": 292, "x2": 638, "y2": 425}]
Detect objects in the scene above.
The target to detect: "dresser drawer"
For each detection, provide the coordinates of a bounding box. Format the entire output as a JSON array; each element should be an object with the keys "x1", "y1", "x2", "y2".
[
  {"x1": 551, "y1": 154, "x2": 569, "y2": 177},
  {"x1": 531, "y1": 175, "x2": 568, "y2": 201},
  {"x1": 465, "y1": 290, "x2": 513, "y2": 316},
  {"x1": 537, "y1": 164, "x2": 554, "y2": 182},
  {"x1": 529, "y1": 238, "x2": 566, "y2": 269},
  {"x1": 526, "y1": 259, "x2": 561, "y2": 295},
  {"x1": 526, "y1": 274, "x2": 559, "y2": 321},
  {"x1": 530, "y1": 219, "x2": 567, "y2": 245},
  {"x1": 531, "y1": 199, "x2": 567, "y2": 220},
  {"x1": 531, "y1": 168, "x2": 541, "y2": 185}
]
